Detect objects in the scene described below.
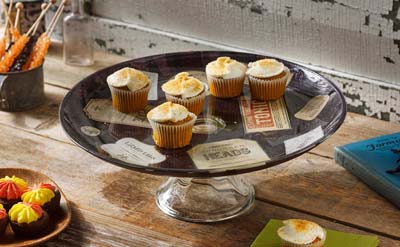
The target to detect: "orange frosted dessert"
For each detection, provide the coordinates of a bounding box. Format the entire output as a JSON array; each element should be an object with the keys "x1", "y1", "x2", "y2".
[
  {"x1": 107, "y1": 67, "x2": 151, "y2": 113},
  {"x1": 205, "y1": 57, "x2": 246, "y2": 98},
  {"x1": 246, "y1": 58, "x2": 290, "y2": 100},
  {"x1": 147, "y1": 102, "x2": 196, "y2": 148},
  {"x1": 162, "y1": 72, "x2": 205, "y2": 115}
]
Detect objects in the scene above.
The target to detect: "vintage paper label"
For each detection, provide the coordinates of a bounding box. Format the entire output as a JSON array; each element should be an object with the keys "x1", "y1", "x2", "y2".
[
  {"x1": 101, "y1": 138, "x2": 166, "y2": 166},
  {"x1": 188, "y1": 139, "x2": 270, "y2": 170},
  {"x1": 284, "y1": 126, "x2": 324, "y2": 154},
  {"x1": 80, "y1": 126, "x2": 101, "y2": 136},
  {"x1": 84, "y1": 99, "x2": 152, "y2": 128},
  {"x1": 295, "y1": 95, "x2": 330, "y2": 121},
  {"x1": 239, "y1": 96, "x2": 291, "y2": 133},
  {"x1": 144, "y1": 71, "x2": 159, "y2": 101}
]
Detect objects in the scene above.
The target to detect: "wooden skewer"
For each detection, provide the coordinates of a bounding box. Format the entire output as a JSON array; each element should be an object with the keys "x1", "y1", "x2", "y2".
[
  {"x1": 46, "y1": 0, "x2": 68, "y2": 36},
  {"x1": 1, "y1": 0, "x2": 14, "y2": 34},
  {"x1": 31, "y1": 3, "x2": 48, "y2": 35},
  {"x1": 25, "y1": 0, "x2": 56, "y2": 36},
  {"x1": 14, "y1": 2, "x2": 23, "y2": 30}
]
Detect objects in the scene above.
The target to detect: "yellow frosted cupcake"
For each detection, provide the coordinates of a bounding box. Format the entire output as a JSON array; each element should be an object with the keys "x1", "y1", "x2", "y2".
[
  {"x1": 162, "y1": 72, "x2": 205, "y2": 115},
  {"x1": 277, "y1": 219, "x2": 327, "y2": 247},
  {"x1": 205, "y1": 57, "x2": 246, "y2": 98},
  {"x1": 107, "y1": 67, "x2": 151, "y2": 113},
  {"x1": 246, "y1": 59, "x2": 290, "y2": 100},
  {"x1": 147, "y1": 102, "x2": 196, "y2": 149}
]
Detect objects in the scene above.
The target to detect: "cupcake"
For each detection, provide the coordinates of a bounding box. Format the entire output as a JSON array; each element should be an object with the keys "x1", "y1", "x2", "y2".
[
  {"x1": 107, "y1": 67, "x2": 151, "y2": 113},
  {"x1": 162, "y1": 72, "x2": 205, "y2": 115},
  {"x1": 205, "y1": 57, "x2": 246, "y2": 98},
  {"x1": 147, "y1": 102, "x2": 197, "y2": 148},
  {"x1": 246, "y1": 58, "x2": 290, "y2": 100},
  {"x1": 0, "y1": 204, "x2": 8, "y2": 235},
  {"x1": 9, "y1": 202, "x2": 50, "y2": 237},
  {"x1": 0, "y1": 175, "x2": 28, "y2": 211},
  {"x1": 277, "y1": 219, "x2": 326, "y2": 247},
  {"x1": 21, "y1": 183, "x2": 61, "y2": 215}
]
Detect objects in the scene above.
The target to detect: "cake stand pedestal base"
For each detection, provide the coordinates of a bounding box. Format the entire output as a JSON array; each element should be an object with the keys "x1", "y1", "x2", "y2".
[{"x1": 156, "y1": 175, "x2": 255, "y2": 222}]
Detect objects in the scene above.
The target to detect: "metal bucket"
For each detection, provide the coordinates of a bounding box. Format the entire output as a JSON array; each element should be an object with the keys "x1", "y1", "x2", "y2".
[{"x1": 0, "y1": 65, "x2": 44, "y2": 111}]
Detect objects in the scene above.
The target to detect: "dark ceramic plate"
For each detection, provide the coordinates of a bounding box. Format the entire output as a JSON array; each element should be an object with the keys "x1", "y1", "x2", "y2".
[{"x1": 60, "y1": 51, "x2": 346, "y2": 177}]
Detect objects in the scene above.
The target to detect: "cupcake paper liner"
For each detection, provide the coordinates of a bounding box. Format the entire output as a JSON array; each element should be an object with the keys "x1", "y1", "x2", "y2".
[
  {"x1": 206, "y1": 74, "x2": 245, "y2": 98},
  {"x1": 248, "y1": 68, "x2": 290, "y2": 101},
  {"x1": 280, "y1": 229, "x2": 326, "y2": 247},
  {"x1": 109, "y1": 84, "x2": 150, "y2": 113},
  {"x1": 148, "y1": 113, "x2": 197, "y2": 148},
  {"x1": 165, "y1": 90, "x2": 206, "y2": 116}
]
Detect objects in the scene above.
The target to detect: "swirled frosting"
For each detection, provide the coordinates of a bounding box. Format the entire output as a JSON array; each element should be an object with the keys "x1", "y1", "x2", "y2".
[
  {"x1": 0, "y1": 204, "x2": 6, "y2": 218},
  {"x1": 9, "y1": 202, "x2": 43, "y2": 224},
  {"x1": 0, "y1": 175, "x2": 28, "y2": 200},
  {"x1": 147, "y1": 102, "x2": 191, "y2": 123},
  {"x1": 277, "y1": 219, "x2": 326, "y2": 245},
  {"x1": 22, "y1": 183, "x2": 56, "y2": 206},
  {"x1": 162, "y1": 72, "x2": 205, "y2": 98},
  {"x1": 205, "y1": 57, "x2": 246, "y2": 79},
  {"x1": 107, "y1": 67, "x2": 150, "y2": 92},
  {"x1": 246, "y1": 59, "x2": 285, "y2": 78}
]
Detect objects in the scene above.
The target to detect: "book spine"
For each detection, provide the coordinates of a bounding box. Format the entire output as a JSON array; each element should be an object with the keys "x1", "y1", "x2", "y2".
[{"x1": 334, "y1": 147, "x2": 400, "y2": 208}]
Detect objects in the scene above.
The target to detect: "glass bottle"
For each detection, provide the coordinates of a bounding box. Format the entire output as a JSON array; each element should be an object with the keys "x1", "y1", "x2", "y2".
[{"x1": 63, "y1": 0, "x2": 94, "y2": 66}]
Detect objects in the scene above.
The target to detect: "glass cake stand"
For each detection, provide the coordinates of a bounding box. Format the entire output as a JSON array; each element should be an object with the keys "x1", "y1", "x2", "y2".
[{"x1": 60, "y1": 51, "x2": 346, "y2": 222}]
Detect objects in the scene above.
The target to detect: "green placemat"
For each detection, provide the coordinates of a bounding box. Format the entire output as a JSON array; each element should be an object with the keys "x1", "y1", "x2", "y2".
[{"x1": 251, "y1": 219, "x2": 380, "y2": 247}]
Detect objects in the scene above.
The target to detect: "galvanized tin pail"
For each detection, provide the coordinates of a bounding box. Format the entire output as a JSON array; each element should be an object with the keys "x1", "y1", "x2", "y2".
[{"x1": 0, "y1": 65, "x2": 44, "y2": 111}]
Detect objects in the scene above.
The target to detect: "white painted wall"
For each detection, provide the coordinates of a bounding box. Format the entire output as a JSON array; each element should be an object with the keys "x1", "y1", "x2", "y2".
[{"x1": 92, "y1": 0, "x2": 400, "y2": 88}]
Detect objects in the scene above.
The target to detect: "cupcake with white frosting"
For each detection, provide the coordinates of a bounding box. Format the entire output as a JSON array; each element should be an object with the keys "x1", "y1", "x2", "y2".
[
  {"x1": 147, "y1": 102, "x2": 197, "y2": 148},
  {"x1": 277, "y1": 219, "x2": 327, "y2": 247},
  {"x1": 107, "y1": 67, "x2": 151, "y2": 113},
  {"x1": 205, "y1": 57, "x2": 246, "y2": 98},
  {"x1": 246, "y1": 58, "x2": 290, "y2": 100},
  {"x1": 162, "y1": 72, "x2": 205, "y2": 115}
]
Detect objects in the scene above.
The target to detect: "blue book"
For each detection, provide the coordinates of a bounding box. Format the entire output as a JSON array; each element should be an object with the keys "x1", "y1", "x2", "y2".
[{"x1": 334, "y1": 132, "x2": 400, "y2": 208}]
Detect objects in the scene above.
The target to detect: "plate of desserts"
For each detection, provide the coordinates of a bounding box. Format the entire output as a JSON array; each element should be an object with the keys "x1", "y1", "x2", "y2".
[
  {"x1": 0, "y1": 168, "x2": 71, "y2": 247},
  {"x1": 60, "y1": 51, "x2": 346, "y2": 177}
]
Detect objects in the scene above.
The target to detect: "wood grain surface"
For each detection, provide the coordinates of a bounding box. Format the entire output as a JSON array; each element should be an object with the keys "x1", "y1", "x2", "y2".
[{"x1": 0, "y1": 48, "x2": 398, "y2": 246}]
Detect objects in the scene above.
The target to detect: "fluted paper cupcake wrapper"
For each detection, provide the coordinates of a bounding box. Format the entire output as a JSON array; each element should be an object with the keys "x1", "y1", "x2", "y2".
[
  {"x1": 280, "y1": 229, "x2": 326, "y2": 247},
  {"x1": 148, "y1": 113, "x2": 197, "y2": 148},
  {"x1": 165, "y1": 91, "x2": 206, "y2": 116},
  {"x1": 207, "y1": 74, "x2": 245, "y2": 98},
  {"x1": 109, "y1": 84, "x2": 150, "y2": 113},
  {"x1": 248, "y1": 68, "x2": 290, "y2": 101}
]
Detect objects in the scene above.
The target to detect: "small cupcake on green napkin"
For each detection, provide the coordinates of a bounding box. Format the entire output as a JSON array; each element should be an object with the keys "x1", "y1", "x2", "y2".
[{"x1": 277, "y1": 219, "x2": 326, "y2": 247}]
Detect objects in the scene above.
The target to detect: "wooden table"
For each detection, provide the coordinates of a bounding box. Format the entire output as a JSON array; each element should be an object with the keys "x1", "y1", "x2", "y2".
[{"x1": 1, "y1": 44, "x2": 399, "y2": 246}]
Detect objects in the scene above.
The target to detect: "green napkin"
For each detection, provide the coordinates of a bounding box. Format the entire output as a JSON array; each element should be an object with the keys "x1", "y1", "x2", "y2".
[{"x1": 251, "y1": 219, "x2": 380, "y2": 247}]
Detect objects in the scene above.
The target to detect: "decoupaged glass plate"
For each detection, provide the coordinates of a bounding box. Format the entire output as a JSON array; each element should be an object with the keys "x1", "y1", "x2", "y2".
[{"x1": 60, "y1": 51, "x2": 346, "y2": 177}]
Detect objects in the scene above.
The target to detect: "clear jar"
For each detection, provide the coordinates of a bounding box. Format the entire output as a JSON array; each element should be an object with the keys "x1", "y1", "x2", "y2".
[{"x1": 63, "y1": 0, "x2": 94, "y2": 66}]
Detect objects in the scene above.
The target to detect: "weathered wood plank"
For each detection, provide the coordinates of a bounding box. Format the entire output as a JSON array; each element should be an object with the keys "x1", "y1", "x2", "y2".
[
  {"x1": 0, "y1": 121, "x2": 398, "y2": 245},
  {"x1": 44, "y1": 206, "x2": 193, "y2": 247},
  {"x1": 0, "y1": 84, "x2": 70, "y2": 143},
  {"x1": 312, "y1": 112, "x2": 400, "y2": 158},
  {"x1": 249, "y1": 153, "x2": 400, "y2": 239}
]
